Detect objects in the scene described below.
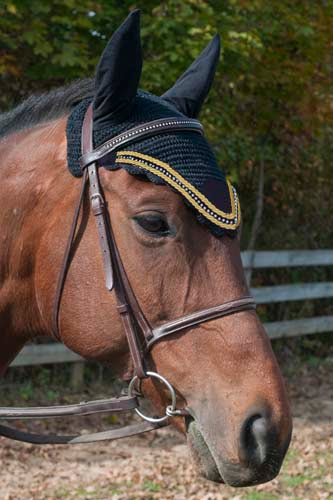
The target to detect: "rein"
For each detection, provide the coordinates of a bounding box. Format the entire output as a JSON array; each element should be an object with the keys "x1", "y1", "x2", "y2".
[{"x1": 0, "y1": 104, "x2": 256, "y2": 444}]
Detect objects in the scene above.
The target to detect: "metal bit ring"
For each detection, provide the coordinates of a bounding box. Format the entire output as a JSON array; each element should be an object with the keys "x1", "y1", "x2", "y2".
[{"x1": 128, "y1": 371, "x2": 177, "y2": 423}]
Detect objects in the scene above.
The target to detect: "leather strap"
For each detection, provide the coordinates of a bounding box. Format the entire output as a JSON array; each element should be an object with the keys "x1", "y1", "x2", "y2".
[
  {"x1": 0, "y1": 395, "x2": 137, "y2": 419},
  {"x1": 0, "y1": 420, "x2": 167, "y2": 445},
  {"x1": 82, "y1": 104, "x2": 149, "y2": 379},
  {"x1": 52, "y1": 168, "x2": 88, "y2": 339},
  {"x1": 82, "y1": 105, "x2": 114, "y2": 290},
  {"x1": 147, "y1": 297, "x2": 256, "y2": 350},
  {"x1": 80, "y1": 117, "x2": 203, "y2": 171}
]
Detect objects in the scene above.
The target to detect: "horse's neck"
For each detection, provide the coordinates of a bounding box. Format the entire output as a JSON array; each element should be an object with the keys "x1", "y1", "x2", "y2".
[{"x1": 0, "y1": 118, "x2": 72, "y2": 367}]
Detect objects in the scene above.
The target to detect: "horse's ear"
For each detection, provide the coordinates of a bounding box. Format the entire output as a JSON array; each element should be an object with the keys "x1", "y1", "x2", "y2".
[
  {"x1": 162, "y1": 34, "x2": 220, "y2": 118},
  {"x1": 93, "y1": 10, "x2": 142, "y2": 128}
]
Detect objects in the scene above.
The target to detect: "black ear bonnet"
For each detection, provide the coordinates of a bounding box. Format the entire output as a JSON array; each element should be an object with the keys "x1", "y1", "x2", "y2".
[{"x1": 66, "y1": 11, "x2": 240, "y2": 237}]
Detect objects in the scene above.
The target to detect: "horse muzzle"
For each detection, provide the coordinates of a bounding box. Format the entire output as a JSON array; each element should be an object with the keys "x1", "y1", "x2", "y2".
[{"x1": 185, "y1": 410, "x2": 292, "y2": 486}]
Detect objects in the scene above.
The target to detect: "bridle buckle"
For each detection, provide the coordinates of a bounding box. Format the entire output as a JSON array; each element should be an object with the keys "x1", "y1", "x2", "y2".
[{"x1": 90, "y1": 193, "x2": 105, "y2": 216}]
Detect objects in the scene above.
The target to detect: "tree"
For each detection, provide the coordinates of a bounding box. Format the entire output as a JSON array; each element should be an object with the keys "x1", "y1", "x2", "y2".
[{"x1": 1, "y1": 0, "x2": 332, "y2": 249}]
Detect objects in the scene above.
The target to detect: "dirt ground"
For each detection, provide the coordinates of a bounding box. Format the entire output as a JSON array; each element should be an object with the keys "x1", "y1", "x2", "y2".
[{"x1": 0, "y1": 358, "x2": 332, "y2": 500}]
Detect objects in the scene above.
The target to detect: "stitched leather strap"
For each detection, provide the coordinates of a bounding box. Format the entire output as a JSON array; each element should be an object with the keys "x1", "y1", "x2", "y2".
[
  {"x1": 82, "y1": 104, "x2": 149, "y2": 379},
  {"x1": 80, "y1": 117, "x2": 203, "y2": 171},
  {"x1": 0, "y1": 420, "x2": 167, "y2": 445},
  {"x1": 147, "y1": 297, "x2": 256, "y2": 350},
  {"x1": 83, "y1": 105, "x2": 114, "y2": 290},
  {"x1": 0, "y1": 395, "x2": 137, "y2": 419}
]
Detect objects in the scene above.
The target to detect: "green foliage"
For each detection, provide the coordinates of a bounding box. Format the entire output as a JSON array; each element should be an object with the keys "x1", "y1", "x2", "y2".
[
  {"x1": 0, "y1": 0, "x2": 332, "y2": 251},
  {"x1": 244, "y1": 493, "x2": 279, "y2": 500},
  {"x1": 18, "y1": 380, "x2": 34, "y2": 400}
]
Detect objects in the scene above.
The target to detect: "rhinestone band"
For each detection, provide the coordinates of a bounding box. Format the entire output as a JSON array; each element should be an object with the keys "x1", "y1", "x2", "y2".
[{"x1": 115, "y1": 151, "x2": 240, "y2": 230}]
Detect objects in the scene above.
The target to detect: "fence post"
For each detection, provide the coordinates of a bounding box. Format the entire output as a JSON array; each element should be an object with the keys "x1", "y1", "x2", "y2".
[{"x1": 70, "y1": 362, "x2": 85, "y2": 390}]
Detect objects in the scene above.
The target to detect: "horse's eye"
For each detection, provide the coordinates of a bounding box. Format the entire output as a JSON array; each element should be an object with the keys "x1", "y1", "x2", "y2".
[{"x1": 134, "y1": 214, "x2": 171, "y2": 237}]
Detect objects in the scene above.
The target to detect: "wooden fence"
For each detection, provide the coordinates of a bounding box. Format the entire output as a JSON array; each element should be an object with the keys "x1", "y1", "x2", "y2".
[{"x1": 11, "y1": 249, "x2": 333, "y2": 368}]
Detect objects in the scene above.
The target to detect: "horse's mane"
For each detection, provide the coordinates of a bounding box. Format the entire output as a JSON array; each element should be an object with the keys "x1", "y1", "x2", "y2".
[{"x1": 0, "y1": 78, "x2": 94, "y2": 138}]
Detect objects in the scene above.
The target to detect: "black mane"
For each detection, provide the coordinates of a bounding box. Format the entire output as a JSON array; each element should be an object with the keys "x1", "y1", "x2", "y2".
[{"x1": 0, "y1": 79, "x2": 94, "y2": 138}]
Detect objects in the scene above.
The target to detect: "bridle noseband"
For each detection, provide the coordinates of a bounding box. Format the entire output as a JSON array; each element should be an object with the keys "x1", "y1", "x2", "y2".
[{"x1": 0, "y1": 104, "x2": 256, "y2": 444}]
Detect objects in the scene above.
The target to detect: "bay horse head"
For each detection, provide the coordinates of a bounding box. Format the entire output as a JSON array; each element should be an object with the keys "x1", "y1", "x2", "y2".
[{"x1": 0, "y1": 10, "x2": 291, "y2": 487}]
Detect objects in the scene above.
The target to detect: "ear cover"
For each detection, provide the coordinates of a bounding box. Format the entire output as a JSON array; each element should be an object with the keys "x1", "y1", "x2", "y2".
[
  {"x1": 93, "y1": 10, "x2": 142, "y2": 128},
  {"x1": 162, "y1": 34, "x2": 220, "y2": 118}
]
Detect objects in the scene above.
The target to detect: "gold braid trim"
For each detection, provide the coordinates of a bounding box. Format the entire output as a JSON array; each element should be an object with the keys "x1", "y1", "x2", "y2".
[{"x1": 115, "y1": 150, "x2": 241, "y2": 230}]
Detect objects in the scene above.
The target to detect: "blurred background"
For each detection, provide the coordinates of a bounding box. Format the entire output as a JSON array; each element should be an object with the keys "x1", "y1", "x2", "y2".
[
  {"x1": 1, "y1": 0, "x2": 332, "y2": 250},
  {"x1": 0, "y1": 1, "x2": 332, "y2": 499}
]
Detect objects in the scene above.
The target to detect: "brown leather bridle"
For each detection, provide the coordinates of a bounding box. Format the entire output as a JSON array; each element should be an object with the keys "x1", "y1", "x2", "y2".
[{"x1": 0, "y1": 104, "x2": 256, "y2": 444}]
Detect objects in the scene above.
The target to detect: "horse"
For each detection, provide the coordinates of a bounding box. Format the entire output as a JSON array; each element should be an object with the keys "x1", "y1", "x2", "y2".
[{"x1": 0, "y1": 10, "x2": 292, "y2": 487}]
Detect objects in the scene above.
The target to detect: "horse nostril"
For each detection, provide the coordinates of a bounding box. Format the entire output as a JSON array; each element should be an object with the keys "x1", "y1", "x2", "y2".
[{"x1": 240, "y1": 413, "x2": 272, "y2": 466}]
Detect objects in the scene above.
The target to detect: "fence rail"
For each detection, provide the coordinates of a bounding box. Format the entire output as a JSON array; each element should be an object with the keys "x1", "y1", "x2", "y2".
[
  {"x1": 10, "y1": 249, "x2": 333, "y2": 368},
  {"x1": 241, "y1": 249, "x2": 333, "y2": 268},
  {"x1": 251, "y1": 282, "x2": 333, "y2": 303},
  {"x1": 266, "y1": 315, "x2": 333, "y2": 339},
  {"x1": 11, "y1": 344, "x2": 83, "y2": 367}
]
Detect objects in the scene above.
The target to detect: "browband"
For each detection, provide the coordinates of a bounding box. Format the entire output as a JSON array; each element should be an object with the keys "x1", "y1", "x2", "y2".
[{"x1": 80, "y1": 117, "x2": 203, "y2": 170}]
